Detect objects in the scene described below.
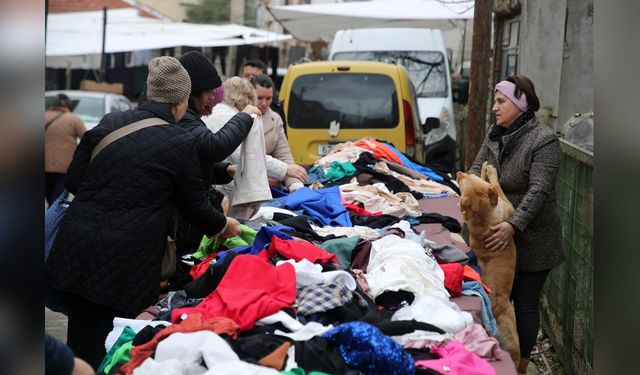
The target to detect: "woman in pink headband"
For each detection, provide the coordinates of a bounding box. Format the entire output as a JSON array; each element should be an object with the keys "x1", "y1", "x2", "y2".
[{"x1": 467, "y1": 75, "x2": 564, "y2": 375}]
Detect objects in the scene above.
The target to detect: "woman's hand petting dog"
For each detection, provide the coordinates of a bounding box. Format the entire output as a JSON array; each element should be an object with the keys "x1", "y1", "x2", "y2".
[{"x1": 485, "y1": 221, "x2": 516, "y2": 251}]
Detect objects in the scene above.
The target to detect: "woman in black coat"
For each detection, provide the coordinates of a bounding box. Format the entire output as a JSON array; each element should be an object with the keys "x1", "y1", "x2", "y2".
[
  {"x1": 469, "y1": 75, "x2": 565, "y2": 374},
  {"x1": 46, "y1": 57, "x2": 241, "y2": 370},
  {"x1": 177, "y1": 51, "x2": 261, "y2": 184},
  {"x1": 170, "y1": 51, "x2": 261, "y2": 255}
]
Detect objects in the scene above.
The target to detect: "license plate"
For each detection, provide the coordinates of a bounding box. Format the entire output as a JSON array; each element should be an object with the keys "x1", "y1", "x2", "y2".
[{"x1": 317, "y1": 144, "x2": 335, "y2": 156}]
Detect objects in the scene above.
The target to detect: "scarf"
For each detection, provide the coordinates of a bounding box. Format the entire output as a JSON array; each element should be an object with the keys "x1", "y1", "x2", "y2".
[{"x1": 488, "y1": 110, "x2": 535, "y2": 152}]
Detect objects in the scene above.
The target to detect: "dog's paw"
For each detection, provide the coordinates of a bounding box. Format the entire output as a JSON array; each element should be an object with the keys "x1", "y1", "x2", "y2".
[
  {"x1": 481, "y1": 161, "x2": 489, "y2": 180},
  {"x1": 486, "y1": 164, "x2": 498, "y2": 182}
]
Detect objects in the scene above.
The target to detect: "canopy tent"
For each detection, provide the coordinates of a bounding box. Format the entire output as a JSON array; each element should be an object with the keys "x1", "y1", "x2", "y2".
[
  {"x1": 46, "y1": 8, "x2": 293, "y2": 68},
  {"x1": 267, "y1": 0, "x2": 473, "y2": 70},
  {"x1": 267, "y1": 0, "x2": 473, "y2": 41}
]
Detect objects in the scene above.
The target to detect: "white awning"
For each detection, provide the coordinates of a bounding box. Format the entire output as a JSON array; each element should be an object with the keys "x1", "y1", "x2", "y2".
[
  {"x1": 46, "y1": 8, "x2": 293, "y2": 58},
  {"x1": 267, "y1": 0, "x2": 474, "y2": 42}
]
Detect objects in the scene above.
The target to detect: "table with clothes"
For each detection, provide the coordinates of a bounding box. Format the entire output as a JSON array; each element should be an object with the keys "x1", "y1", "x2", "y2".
[{"x1": 97, "y1": 138, "x2": 516, "y2": 375}]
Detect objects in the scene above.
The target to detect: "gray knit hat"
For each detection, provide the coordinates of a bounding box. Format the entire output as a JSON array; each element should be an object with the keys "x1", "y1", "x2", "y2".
[{"x1": 146, "y1": 56, "x2": 191, "y2": 104}]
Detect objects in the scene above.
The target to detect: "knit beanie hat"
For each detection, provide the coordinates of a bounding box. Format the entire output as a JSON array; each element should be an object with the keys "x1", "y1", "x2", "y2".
[
  {"x1": 146, "y1": 56, "x2": 191, "y2": 104},
  {"x1": 179, "y1": 51, "x2": 223, "y2": 95}
]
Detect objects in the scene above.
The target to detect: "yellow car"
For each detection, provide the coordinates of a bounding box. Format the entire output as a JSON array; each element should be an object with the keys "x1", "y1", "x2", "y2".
[{"x1": 279, "y1": 61, "x2": 423, "y2": 165}]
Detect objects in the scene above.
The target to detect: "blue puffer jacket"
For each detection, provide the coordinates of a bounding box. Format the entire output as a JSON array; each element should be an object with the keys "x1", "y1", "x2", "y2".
[{"x1": 46, "y1": 100, "x2": 227, "y2": 315}]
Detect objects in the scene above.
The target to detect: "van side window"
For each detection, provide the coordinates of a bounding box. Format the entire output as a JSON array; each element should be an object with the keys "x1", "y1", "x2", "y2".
[{"x1": 288, "y1": 73, "x2": 399, "y2": 129}]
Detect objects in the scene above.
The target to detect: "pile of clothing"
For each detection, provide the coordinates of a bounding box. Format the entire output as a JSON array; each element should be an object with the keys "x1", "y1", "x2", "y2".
[{"x1": 98, "y1": 138, "x2": 508, "y2": 375}]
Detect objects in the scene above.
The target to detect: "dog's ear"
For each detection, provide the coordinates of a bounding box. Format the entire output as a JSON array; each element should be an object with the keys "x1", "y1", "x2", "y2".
[
  {"x1": 456, "y1": 171, "x2": 466, "y2": 183},
  {"x1": 488, "y1": 187, "x2": 498, "y2": 206}
]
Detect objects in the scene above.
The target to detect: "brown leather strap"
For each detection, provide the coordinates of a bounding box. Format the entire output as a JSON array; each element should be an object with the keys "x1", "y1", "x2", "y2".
[
  {"x1": 45, "y1": 112, "x2": 65, "y2": 131},
  {"x1": 90, "y1": 117, "x2": 169, "y2": 161}
]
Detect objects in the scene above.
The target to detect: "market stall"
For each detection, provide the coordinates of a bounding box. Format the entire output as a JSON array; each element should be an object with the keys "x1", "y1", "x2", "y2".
[{"x1": 98, "y1": 138, "x2": 516, "y2": 375}]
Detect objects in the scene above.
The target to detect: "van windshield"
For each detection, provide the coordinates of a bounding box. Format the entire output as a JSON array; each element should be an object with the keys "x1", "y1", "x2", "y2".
[
  {"x1": 288, "y1": 73, "x2": 399, "y2": 129},
  {"x1": 333, "y1": 51, "x2": 448, "y2": 98}
]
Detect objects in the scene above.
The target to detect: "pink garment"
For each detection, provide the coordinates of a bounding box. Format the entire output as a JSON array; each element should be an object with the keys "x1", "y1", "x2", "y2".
[
  {"x1": 211, "y1": 85, "x2": 225, "y2": 106},
  {"x1": 454, "y1": 324, "x2": 503, "y2": 361},
  {"x1": 258, "y1": 236, "x2": 338, "y2": 264},
  {"x1": 171, "y1": 255, "x2": 296, "y2": 330},
  {"x1": 415, "y1": 340, "x2": 496, "y2": 375}
]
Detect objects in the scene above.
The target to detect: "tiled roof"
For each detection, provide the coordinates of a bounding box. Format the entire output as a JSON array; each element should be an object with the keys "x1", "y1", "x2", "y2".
[{"x1": 49, "y1": 0, "x2": 132, "y2": 14}]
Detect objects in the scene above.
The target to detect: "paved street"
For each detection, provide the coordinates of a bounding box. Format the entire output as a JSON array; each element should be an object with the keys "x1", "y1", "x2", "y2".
[{"x1": 45, "y1": 308, "x2": 68, "y2": 343}]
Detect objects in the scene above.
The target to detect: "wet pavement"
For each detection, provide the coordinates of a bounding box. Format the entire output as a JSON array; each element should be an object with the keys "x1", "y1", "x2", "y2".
[{"x1": 45, "y1": 307, "x2": 68, "y2": 343}]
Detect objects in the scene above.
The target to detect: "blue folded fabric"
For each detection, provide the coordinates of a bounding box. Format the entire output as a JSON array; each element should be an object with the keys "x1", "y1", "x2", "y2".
[
  {"x1": 306, "y1": 165, "x2": 328, "y2": 184},
  {"x1": 461, "y1": 281, "x2": 498, "y2": 336},
  {"x1": 382, "y1": 142, "x2": 444, "y2": 182},
  {"x1": 270, "y1": 185, "x2": 289, "y2": 198},
  {"x1": 215, "y1": 225, "x2": 294, "y2": 262},
  {"x1": 272, "y1": 186, "x2": 352, "y2": 227}
]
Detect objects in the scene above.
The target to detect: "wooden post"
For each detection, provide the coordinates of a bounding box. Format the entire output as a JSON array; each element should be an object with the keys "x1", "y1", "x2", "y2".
[
  {"x1": 465, "y1": 0, "x2": 494, "y2": 170},
  {"x1": 100, "y1": 7, "x2": 107, "y2": 82}
]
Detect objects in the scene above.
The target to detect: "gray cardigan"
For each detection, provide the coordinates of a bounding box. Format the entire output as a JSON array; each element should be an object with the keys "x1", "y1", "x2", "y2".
[{"x1": 469, "y1": 118, "x2": 565, "y2": 272}]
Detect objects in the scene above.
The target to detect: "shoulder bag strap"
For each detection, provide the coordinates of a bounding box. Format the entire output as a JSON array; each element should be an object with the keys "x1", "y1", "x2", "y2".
[
  {"x1": 45, "y1": 112, "x2": 65, "y2": 131},
  {"x1": 90, "y1": 117, "x2": 170, "y2": 161}
]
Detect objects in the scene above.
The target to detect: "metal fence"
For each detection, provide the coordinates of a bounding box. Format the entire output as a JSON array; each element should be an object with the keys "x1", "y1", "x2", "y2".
[{"x1": 541, "y1": 139, "x2": 593, "y2": 375}]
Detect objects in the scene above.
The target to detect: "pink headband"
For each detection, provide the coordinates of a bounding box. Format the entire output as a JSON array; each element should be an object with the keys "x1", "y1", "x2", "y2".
[{"x1": 495, "y1": 80, "x2": 528, "y2": 112}]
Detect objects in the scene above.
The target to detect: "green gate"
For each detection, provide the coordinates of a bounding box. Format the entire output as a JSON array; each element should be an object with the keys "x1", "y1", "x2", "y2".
[{"x1": 541, "y1": 139, "x2": 593, "y2": 375}]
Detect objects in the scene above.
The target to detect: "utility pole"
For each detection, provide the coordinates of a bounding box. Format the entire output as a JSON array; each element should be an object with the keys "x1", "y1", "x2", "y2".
[
  {"x1": 460, "y1": 19, "x2": 467, "y2": 75},
  {"x1": 228, "y1": 0, "x2": 246, "y2": 76},
  {"x1": 100, "y1": 6, "x2": 108, "y2": 82},
  {"x1": 464, "y1": 0, "x2": 494, "y2": 170},
  {"x1": 45, "y1": 0, "x2": 48, "y2": 47}
]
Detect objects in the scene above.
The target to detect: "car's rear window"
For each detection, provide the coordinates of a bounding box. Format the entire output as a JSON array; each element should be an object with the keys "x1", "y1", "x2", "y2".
[
  {"x1": 287, "y1": 73, "x2": 399, "y2": 129},
  {"x1": 45, "y1": 95, "x2": 105, "y2": 124}
]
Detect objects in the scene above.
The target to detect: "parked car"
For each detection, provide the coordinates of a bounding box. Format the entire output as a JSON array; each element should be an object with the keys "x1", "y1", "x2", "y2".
[
  {"x1": 45, "y1": 90, "x2": 134, "y2": 130},
  {"x1": 330, "y1": 28, "x2": 467, "y2": 171},
  {"x1": 279, "y1": 60, "x2": 421, "y2": 166}
]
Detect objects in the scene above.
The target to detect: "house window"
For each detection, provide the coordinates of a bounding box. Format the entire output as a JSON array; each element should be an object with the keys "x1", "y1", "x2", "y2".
[{"x1": 500, "y1": 18, "x2": 520, "y2": 78}]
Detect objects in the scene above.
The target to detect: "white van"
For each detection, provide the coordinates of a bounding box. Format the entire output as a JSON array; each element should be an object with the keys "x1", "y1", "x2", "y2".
[{"x1": 330, "y1": 28, "x2": 461, "y2": 170}]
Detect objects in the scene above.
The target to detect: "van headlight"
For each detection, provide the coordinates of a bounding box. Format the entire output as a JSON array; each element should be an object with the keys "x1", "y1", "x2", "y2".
[{"x1": 424, "y1": 108, "x2": 451, "y2": 146}]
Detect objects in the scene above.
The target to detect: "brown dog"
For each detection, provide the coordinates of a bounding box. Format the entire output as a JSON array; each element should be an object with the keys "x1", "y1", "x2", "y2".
[{"x1": 456, "y1": 162, "x2": 520, "y2": 367}]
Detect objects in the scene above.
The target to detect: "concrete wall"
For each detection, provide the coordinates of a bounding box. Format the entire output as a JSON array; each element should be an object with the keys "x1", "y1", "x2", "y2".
[
  {"x1": 519, "y1": 0, "x2": 567, "y2": 129},
  {"x1": 557, "y1": 0, "x2": 593, "y2": 131}
]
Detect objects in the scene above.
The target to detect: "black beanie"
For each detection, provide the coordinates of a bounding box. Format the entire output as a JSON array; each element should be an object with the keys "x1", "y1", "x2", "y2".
[{"x1": 179, "y1": 51, "x2": 222, "y2": 95}]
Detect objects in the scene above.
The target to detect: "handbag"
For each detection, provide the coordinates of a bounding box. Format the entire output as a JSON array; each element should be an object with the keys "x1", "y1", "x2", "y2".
[
  {"x1": 45, "y1": 117, "x2": 169, "y2": 313},
  {"x1": 161, "y1": 213, "x2": 178, "y2": 281}
]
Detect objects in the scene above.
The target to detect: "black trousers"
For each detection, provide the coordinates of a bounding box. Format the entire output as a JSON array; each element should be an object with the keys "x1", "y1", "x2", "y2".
[
  {"x1": 510, "y1": 269, "x2": 550, "y2": 358},
  {"x1": 45, "y1": 172, "x2": 66, "y2": 205},
  {"x1": 64, "y1": 292, "x2": 134, "y2": 370}
]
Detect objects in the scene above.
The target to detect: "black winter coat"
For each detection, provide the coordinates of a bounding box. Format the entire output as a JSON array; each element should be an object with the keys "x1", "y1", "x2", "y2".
[
  {"x1": 46, "y1": 101, "x2": 227, "y2": 315},
  {"x1": 178, "y1": 108, "x2": 253, "y2": 185}
]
